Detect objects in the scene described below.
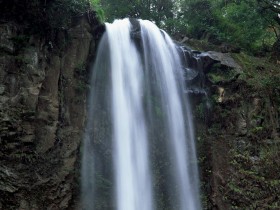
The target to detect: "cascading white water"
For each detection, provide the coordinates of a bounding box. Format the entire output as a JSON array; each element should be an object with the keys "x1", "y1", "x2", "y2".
[
  {"x1": 108, "y1": 19, "x2": 153, "y2": 210},
  {"x1": 82, "y1": 18, "x2": 201, "y2": 210},
  {"x1": 140, "y1": 20, "x2": 201, "y2": 210}
]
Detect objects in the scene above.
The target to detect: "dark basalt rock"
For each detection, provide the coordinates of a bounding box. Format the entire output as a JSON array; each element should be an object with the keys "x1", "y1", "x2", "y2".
[
  {"x1": 0, "y1": 15, "x2": 101, "y2": 210},
  {"x1": 176, "y1": 44, "x2": 243, "y2": 97},
  {"x1": 129, "y1": 18, "x2": 141, "y2": 40}
]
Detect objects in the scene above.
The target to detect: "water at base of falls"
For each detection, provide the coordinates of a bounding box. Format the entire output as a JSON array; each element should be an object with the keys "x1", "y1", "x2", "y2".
[{"x1": 81, "y1": 18, "x2": 201, "y2": 210}]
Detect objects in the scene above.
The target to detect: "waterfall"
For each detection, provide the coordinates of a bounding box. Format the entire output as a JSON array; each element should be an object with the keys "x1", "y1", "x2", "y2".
[{"x1": 82, "y1": 19, "x2": 201, "y2": 210}]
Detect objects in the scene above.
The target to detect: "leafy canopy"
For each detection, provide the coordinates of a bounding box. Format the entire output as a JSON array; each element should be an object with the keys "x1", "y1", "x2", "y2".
[{"x1": 100, "y1": 0, "x2": 279, "y2": 52}]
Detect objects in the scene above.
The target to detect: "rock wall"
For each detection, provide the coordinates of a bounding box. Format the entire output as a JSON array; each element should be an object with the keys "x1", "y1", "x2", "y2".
[
  {"x1": 0, "y1": 16, "x2": 99, "y2": 209},
  {"x1": 192, "y1": 51, "x2": 280, "y2": 209}
]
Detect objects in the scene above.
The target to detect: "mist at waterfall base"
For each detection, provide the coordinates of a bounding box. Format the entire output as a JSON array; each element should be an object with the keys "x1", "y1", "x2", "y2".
[{"x1": 81, "y1": 19, "x2": 201, "y2": 210}]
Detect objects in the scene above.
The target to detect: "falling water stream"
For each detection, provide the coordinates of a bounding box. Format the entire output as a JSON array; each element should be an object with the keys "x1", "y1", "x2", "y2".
[{"x1": 82, "y1": 19, "x2": 201, "y2": 210}]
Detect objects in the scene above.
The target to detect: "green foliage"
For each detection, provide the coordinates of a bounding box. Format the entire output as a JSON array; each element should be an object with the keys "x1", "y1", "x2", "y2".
[
  {"x1": 89, "y1": 0, "x2": 105, "y2": 22},
  {"x1": 180, "y1": 0, "x2": 216, "y2": 38},
  {"x1": 232, "y1": 52, "x2": 280, "y2": 90},
  {"x1": 46, "y1": 0, "x2": 88, "y2": 28},
  {"x1": 75, "y1": 61, "x2": 87, "y2": 73},
  {"x1": 257, "y1": 0, "x2": 280, "y2": 25},
  {"x1": 214, "y1": 1, "x2": 276, "y2": 51},
  {"x1": 99, "y1": 0, "x2": 278, "y2": 52},
  {"x1": 179, "y1": 0, "x2": 277, "y2": 52},
  {"x1": 100, "y1": 0, "x2": 175, "y2": 29},
  {"x1": 75, "y1": 80, "x2": 89, "y2": 94},
  {"x1": 2, "y1": 0, "x2": 278, "y2": 52},
  {"x1": 0, "y1": 0, "x2": 104, "y2": 32},
  {"x1": 227, "y1": 141, "x2": 280, "y2": 209}
]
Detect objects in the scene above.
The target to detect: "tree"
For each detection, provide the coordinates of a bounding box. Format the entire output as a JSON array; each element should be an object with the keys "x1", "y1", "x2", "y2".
[
  {"x1": 258, "y1": 0, "x2": 280, "y2": 22},
  {"x1": 257, "y1": 0, "x2": 280, "y2": 37},
  {"x1": 256, "y1": 0, "x2": 280, "y2": 55},
  {"x1": 100, "y1": 0, "x2": 279, "y2": 53},
  {"x1": 176, "y1": 0, "x2": 277, "y2": 52},
  {"x1": 100, "y1": 0, "x2": 176, "y2": 27}
]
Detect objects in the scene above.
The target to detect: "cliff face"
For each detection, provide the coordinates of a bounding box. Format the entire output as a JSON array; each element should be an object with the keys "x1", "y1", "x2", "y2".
[
  {"x1": 193, "y1": 51, "x2": 280, "y2": 209},
  {"x1": 208, "y1": 85, "x2": 279, "y2": 209},
  {"x1": 0, "y1": 15, "x2": 279, "y2": 210},
  {"x1": 0, "y1": 16, "x2": 98, "y2": 209}
]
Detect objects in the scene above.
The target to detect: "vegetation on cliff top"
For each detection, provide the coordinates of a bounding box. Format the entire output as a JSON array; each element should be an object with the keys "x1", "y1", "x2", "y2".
[
  {"x1": 0, "y1": 0, "x2": 103, "y2": 32},
  {"x1": 100, "y1": 0, "x2": 279, "y2": 54},
  {"x1": 1, "y1": 0, "x2": 279, "y2": 55}
]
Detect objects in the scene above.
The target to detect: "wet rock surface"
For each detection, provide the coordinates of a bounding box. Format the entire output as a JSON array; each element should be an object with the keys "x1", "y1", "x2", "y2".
[{"x1": 0, "y1": 16, "x2": 98, "y2": 209}]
